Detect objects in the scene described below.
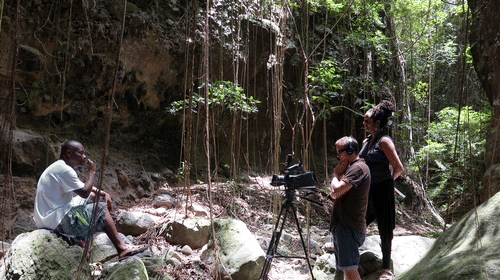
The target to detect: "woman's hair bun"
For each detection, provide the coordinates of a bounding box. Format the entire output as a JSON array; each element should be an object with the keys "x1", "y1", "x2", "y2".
[{"x1": 378, "y1": 100, "x2": 396, "y2": 114}]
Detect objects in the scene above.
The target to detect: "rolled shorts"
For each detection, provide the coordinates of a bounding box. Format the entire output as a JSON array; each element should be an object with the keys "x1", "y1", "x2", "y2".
[
  {"x1": 55, "y1": 197, "x2": 106, "y2": 240},
  {"x1": 331, "y1": 224, "x2": 365, "y2": 271}
]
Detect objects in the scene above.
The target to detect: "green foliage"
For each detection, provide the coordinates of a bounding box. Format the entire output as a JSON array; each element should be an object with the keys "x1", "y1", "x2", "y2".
[
  {"x1": 412, "y1": 107, "x2": 492, "y2": 206},
  {"x1": 224, "y1": 179, "x2": 245, "y2": 193},
  {"x1": 308, "y1": 58, "x2": 377, "y2": 119},
  {"x1": 392, "y1": 0, "x2": 459, "y2": 85},
  {"x1": 307, "y1": 0, "x2": 348, "y2": 14},
  {"x1": 168, "y1": 81, "x2": 260, "y2": 117},
  {"x1": 308, "y1": 59, "x2": 344, "y2": 117},
  {"x1": 309, "y1": 60, "x2": 343, "y2": 96},
  {"x1": 410, "y1": 81, "x2": 430, "y2": 103},
  {"x1": 209, "y1": 81, "x2": 260, "y2": 113}
]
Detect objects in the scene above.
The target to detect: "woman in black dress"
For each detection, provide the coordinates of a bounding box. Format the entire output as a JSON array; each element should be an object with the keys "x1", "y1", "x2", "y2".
[{"x1": 359, "y1": 100, "x2": 404, "y2": 280}]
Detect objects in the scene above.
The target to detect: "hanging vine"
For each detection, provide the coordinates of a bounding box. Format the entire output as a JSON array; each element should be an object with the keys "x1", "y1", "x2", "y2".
[{"x1": 0, "y1": 0, "x2": 19, "y2": 243}]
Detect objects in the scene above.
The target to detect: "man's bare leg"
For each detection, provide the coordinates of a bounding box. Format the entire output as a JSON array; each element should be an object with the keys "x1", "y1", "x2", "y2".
[
  {"x1": 103, "y1": 208, "x2": 146, "y2": 258},
  {"x1": 343, "y1": 269, "x2": 362, "y2": 280}
]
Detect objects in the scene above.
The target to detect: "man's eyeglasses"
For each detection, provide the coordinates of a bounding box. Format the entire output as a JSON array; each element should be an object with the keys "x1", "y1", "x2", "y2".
[{"x1": 337, "y1": 148, "x2": 348, "y2": 154}]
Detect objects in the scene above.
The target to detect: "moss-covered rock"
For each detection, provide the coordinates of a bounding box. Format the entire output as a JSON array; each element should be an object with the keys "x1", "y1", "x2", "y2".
[
  {"x1": 0, "y1": 229, "x2": 90, "y2": 280},
  {"x1": 399, "y1": 191, "x2": 500, "y2": 279},
  {"x1": 104, "y1": 256, "x2": 148, "y2": 280}
]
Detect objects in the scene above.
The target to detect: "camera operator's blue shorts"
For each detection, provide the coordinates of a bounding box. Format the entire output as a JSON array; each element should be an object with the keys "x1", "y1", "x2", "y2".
[
  {"x1": 331, "y1": 224, "x2": 365, "y2": 270},
  {"x1": 56, "y1": 197, "x2": 106, "y2": 240}
]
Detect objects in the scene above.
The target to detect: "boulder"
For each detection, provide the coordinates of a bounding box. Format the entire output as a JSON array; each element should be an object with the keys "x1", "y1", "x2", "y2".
[
  {"x1": 400, "y1": 190, "x2": 500, "y2": 279},
  {"x1": 360, "y1": 235, "x2": 435, "y2": 276},
  {"x1": 181, "y1": 245, "x2": 193, "y2": 256},
  {"x1": 18, "y1": 44, "x2": 46, "y2": 71},
  {"x1": 90, "y1": 232, "x2": 133, "y2": 263},
  {"x1": 116, "y1": 210, "x2": 155, "y2": 236},
  {"x1": 312, "y1": 253, "x2": 336, "y2": 280},
  {"x1": 164, "y1": 218, "x2": 210, "y2": 249},
  {"x1": 11, "y1": 212, "x2": 37, "y2": 239},
  {"x1": 201, "y1": 218, "x2": 265, "y2": 280},
  {"x1": 164, "y1": 250, "x2": 183, "y2": 268},
  {"x1": 186, "y1": 203, "x2": 210, "y2": 217},
  {"x1": 153, "y1": 193, "x2": 179, "y2": 209},
  {"x1": 311, "y1": 235, "x2": 435, "y2": 280},
  {"x1": 0, "y1": 229, "x2": 90, "y2": 279},
  {"x1": 8, "y1": 130, "x2": 56, "y2": 176},
  {"x1": 103, "y1": 256, "x2": 148, "y2": 280},
  {"x1": 0, "y1": 175, "x2": 38, "y2": 212},
  {"x1": 142, "y1": 254, "x2": 174, "y2": 280}
]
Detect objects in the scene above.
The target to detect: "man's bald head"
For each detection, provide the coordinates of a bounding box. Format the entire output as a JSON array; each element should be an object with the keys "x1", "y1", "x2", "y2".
[{"x1": 60, "y1": 141, "x2": 84, "y2": 160}]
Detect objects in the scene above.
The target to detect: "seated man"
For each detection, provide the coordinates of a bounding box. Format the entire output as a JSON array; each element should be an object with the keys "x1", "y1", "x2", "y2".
[
  {"x1": 329, "y1": 136, "x2": 371, "y2": 280},
  {"x1": 34, "y1": 140, "x2": 147, "y2": 260}
]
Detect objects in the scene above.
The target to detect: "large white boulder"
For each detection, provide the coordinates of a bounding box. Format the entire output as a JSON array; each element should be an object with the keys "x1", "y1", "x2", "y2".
[{"x1": 164, "y1": 218, "x2": 210, "y2": 249}]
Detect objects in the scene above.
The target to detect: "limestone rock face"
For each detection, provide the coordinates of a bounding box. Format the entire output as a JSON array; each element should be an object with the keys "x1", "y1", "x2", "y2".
[
  {"x1": 400, "y1": 190, "x2": 500, "y2": 279},
  {"x1": 201, "y1": 218, "x2": 265, "y2": 280},
  {"x1": 0, "y1": 229, "x2": 90, "y2": 280}
]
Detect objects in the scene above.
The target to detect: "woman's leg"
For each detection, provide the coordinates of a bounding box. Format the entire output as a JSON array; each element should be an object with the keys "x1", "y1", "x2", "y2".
[{"x1": 373, "y1": 180, "x2": 395, "y2": 270}]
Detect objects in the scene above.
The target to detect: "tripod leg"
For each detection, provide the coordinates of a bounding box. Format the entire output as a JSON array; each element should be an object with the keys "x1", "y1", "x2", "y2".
[
  {"x1": 290, "y1": 204, "x2": 316, "y2": 280},
  {"x1": 259, "y1": 202, "x2": 291, "y2": 280}
]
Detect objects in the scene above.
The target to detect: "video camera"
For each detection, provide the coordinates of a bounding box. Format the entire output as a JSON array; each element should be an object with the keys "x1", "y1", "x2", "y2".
[{"x1": 271, "y1": 154, "x2": 317, "y2": 190}]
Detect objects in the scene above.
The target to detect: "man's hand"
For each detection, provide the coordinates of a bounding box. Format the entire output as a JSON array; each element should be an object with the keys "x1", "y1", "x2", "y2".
[
  {"x1": 334, "y1": 160, "x2": 348, "y2": 178},
  {"x1": 87, "y1": 158, "x2": 97, "y2": 173},
  {"x1": 101, "y1": 191, "x2": 114, "y2": 212},
  {"x1": 93, "y1": 188, "x2": 114, "y2": 212},
  {"x1": 330, "y1": 160, "x2": 352, "y2": 201}
]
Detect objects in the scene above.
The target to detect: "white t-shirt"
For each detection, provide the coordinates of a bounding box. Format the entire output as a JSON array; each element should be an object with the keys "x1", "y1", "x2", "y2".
[{"x1": 34, "y1": 159, "x2": 85, "y2": 229}]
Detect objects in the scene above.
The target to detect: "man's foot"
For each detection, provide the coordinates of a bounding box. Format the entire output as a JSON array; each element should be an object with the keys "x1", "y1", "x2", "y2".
[
  {"x1": 118, "y1": 245, "x2": 149, "y2": 260},
  {"x1": 378, "y1": 269, "x2": 394, "y2": 280}
]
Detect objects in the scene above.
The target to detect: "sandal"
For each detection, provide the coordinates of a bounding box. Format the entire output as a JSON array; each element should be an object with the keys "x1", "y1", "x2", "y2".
[
  {"x1": 378, "y1": 269, "x2": 394, "y2": 280},
  {"x1": 118, "y1": 245, "x2": 149, "y2": 261}
]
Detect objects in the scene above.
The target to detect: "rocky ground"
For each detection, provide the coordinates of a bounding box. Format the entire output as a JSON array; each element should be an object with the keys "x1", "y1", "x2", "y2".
[
  {"x1": 1, "y1": 138, "x2": 442, "y2": 280},
  {"x1": 118, "y1": 175, "x2": 439, "y2": 280}
]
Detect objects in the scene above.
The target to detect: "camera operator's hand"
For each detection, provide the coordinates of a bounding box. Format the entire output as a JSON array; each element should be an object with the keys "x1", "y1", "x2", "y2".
[{"x1": 334, "y1": 160, "x2": 348, "y2": 178}]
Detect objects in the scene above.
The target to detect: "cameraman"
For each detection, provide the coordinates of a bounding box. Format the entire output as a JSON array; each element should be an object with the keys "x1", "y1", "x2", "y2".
[{"x1": 329, "y1": 136, "x2": 371, "y2": 280}]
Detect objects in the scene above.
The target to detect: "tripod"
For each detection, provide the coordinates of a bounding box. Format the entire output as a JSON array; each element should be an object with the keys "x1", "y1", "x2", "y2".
[{"x1": 259, "y1": 185, "x2": 320, "y2": 280}]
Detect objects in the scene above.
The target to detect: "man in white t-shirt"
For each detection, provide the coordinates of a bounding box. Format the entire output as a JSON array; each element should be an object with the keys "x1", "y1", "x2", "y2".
[{"x1": 34, "y1": 140, "x2": 147, "y2": 260}]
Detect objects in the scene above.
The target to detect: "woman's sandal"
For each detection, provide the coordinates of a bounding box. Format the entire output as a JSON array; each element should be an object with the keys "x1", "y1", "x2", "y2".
[{"x1": 378, "y1": 270, "x2": 394, "y2": 280}]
